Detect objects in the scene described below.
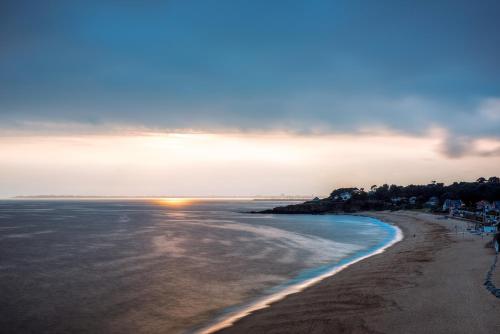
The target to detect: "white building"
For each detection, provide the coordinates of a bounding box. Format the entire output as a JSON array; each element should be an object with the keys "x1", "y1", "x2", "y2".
[{"x1": 339, "y1": 192, "x2": 352, "y2": 201}]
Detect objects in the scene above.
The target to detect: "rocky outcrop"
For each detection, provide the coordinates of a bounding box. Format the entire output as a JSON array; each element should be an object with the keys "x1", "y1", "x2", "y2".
[{"x1": 256, "y1": 198, "x2": 394, "y2": 214}]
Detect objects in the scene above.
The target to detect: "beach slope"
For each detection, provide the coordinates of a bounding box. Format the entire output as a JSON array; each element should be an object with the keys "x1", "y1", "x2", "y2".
[{"x1": 215, "y1": 211, "x2": 500, "y2": 334}]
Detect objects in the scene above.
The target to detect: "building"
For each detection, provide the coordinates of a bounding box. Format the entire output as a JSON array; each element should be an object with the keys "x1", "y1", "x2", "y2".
[
  {"x1": 339, "y1": 192, "x2": 352, "y2": 201},
  {"x1": 391, "y1": 197, "x2": 402, "y2": 203},
  {"x1": 442, "y1": 199, "x2": 463, "y2": 211},
  {"x1": 476, "y1": 200, "x2": 493, "y2": 211},
  {"x1": 425, "y1": 196, "x2": 439, "y2": 208},
  {"x1": 483, "y1": 225, "x2": 498, "y2": 233}
]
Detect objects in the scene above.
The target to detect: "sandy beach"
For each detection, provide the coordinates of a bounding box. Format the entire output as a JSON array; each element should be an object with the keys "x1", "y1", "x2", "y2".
[{"x1": 215, "y1": 211, "x2": 500, "y2": 334}]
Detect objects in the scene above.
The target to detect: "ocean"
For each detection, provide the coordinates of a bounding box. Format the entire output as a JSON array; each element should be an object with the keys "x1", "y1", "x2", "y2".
[{"x1": 0, "y1": 199, "x2": 398, "y2": 334}]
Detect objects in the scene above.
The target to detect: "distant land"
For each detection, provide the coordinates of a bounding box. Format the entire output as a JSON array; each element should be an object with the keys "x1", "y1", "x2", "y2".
[
  {"x1": 12, "y1": 195, "x2": 315, "y2": 201},
  {"x1": 258, "y1": 177, "x2": 500, "y2": 214}
]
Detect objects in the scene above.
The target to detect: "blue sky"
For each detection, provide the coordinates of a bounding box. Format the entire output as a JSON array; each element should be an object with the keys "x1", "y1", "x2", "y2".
[{"x1": 1, "y1": 1, "x2": 500, "y2": 196}]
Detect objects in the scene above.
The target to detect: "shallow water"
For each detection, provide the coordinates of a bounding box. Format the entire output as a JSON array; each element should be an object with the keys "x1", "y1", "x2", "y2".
[{"x1": 0, "y1": 199, "x2": 395, "y2": 334}]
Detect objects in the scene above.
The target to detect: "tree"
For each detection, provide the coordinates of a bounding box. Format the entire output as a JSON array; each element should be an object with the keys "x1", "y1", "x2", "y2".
[
  {"x1": 477, "y1": 177, "x2": 486, "y2": 184},
  {"x1": 488, "y1": 176, "x2": 500, "y2": 184}
]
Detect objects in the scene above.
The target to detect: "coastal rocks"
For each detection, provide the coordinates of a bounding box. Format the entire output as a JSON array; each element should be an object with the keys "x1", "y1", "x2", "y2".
[
  {"x1": 257, "y1": 199, "x2": 343, "y2": 214},
  {"x1": 256, "y1": 198, "x2": 393, "y2": 214}
]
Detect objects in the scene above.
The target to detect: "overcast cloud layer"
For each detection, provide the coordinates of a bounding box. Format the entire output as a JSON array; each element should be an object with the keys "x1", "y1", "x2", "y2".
[{"x1": 1, "y1": 0, "x2": 499, "y2": 156}]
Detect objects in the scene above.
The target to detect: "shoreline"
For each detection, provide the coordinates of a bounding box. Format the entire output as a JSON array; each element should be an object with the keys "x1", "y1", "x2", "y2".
[
  {"x1": 214, "y1": 211, "x2": 500, "y2": 334},
  {"x1": 193, "y1": 217, "x2": 403, "y2": 334}
]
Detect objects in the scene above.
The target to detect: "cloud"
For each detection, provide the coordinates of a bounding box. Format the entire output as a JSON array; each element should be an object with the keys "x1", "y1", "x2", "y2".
[
  {"x1": 1, "y1": 0, "x2": 500, "y2": 158},
  {"x1": 479, "y1": 98, "x2": 500, "y2": 121},
  {"x1": 440, "y1": 135, "x2": 472, "y2": 158},
  {"x1": 477, "y1": 147, "x2": 500, "y2": 157},
  {"x1": 440, "y1": 132, "x2": 500, "y2": 158},
  {"x1": 2, "y1": 93, "x2": 500, "y2": 161}
]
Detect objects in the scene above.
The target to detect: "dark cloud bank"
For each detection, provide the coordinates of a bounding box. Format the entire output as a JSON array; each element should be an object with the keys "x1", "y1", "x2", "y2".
[{"x1": 1, "y1": 0, "x2": 500, "y2": 157}]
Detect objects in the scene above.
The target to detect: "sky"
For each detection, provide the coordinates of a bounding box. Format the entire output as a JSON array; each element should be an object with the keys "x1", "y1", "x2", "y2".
[{"x1": 1, "y1": 0, "x2": 500, "y2": 197}]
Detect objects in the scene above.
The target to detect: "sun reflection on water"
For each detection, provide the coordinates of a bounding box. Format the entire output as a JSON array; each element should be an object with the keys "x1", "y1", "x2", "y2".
[{"x1": 154, "y1": 198, "x2": 194, "y2": 207}]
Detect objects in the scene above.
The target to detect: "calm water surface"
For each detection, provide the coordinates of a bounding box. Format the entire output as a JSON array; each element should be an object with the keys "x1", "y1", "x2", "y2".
[{"x1": 0, "y1": 199, "x2": 394, "y2": 333}]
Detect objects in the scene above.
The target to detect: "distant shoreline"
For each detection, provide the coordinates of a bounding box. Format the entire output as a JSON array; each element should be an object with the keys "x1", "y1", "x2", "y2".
[{"x1": 10, "y1": 195, "x2": 314, "y2": 201}]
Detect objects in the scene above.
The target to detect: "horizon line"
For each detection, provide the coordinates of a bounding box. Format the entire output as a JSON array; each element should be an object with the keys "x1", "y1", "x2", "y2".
[{"x1": 8, "y1": 195, "x2": 318, "y2": 200}]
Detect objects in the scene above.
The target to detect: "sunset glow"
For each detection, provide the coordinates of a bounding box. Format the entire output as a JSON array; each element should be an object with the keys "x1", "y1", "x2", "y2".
[
  {"x1": 155, "y1": 197, "x2": 195, "y2": 207},
  {"x1": 1, "y1": 130, "x2": 499, "y2": 197},
  {"x1": 1, "y1": 1, "x2": 499, "y2": 198}
]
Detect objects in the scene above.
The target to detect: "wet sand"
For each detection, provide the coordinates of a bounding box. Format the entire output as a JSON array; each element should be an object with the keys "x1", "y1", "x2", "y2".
[{"x1": 215, "y1": 211, "x2": 500, "y2": 334}]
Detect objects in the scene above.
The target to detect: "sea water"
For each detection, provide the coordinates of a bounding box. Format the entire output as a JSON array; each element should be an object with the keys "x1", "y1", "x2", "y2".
[{"x1": 0, "y1": 199, "x2": 398, "y2": 334}]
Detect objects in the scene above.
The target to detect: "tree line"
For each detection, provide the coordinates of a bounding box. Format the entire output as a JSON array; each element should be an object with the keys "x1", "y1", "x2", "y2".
[{"x1": 330, "y1": 177, "x2": 500, "y2": 206}]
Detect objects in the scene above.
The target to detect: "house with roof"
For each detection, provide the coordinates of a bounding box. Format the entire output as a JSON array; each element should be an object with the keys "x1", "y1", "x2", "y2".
[
  {"x1": 476, "y1": 200, "x2": 493, "y2": 211},
  {"x1": 339, "y1": 192, "x2": 352, "y2": 201},
  {"x1": 483, "y1": 225, "x2": 498, "y2": 233},
  {"x1": 391, "y1": 197, "x2": 402, "y2": 204},
  {"x1": 330, "y1": 188, "x2": 356, "y2": 202},
  {"x1": 443, "y1": 199, "x2": 463, "y2": 211},
  {"x1": 425, "y1": 196, "x2": 439, "y2": 208}
]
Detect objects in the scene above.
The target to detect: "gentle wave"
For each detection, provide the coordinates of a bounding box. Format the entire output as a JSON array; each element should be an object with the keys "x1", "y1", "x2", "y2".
[{"x1": 193, "y1": 218, "x2": 403, "y2": 334}]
